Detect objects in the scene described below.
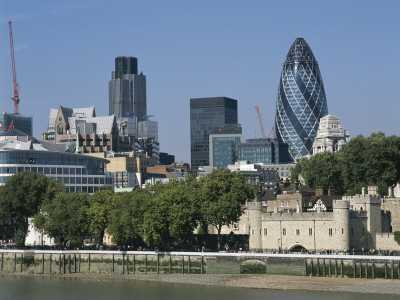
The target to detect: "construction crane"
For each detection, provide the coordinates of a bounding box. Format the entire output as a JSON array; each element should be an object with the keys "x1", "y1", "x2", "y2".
[
  {"x1": 8, "y1": 21, "x2": 20, "y2": 115},
  {"x1": 255, "y1": 106, "x2": 266, "y2": 138},
  {"x1": 255, "y1": 106, "x2": 276, "y2": 139}
]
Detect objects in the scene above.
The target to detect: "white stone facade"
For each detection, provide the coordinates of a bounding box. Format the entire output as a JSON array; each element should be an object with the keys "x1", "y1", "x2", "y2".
[{"x1": 312, "y1": 114, "x2": 348, "y2": 155}]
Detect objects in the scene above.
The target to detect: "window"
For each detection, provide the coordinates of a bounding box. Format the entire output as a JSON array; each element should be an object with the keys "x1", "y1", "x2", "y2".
[
  {"x1": 296, "y1": 229, "x2": 300, "y2": 235},
  {"x1": 252, "y1": 229, "x2": 254, "y2": 235},
  {"x1": 342, "y1": 228, "x2": 344, "y2": 234},
  {"x1": 287, "y1": 201, "x2": 290, "y2": 207},
  {"x1": 329, "y1": 228, "x2": 333, "y2": 236},
  {"x1": 281, "y1": 201, "x2": 283, "y2": 207},
  {"x1": 351, "y1": 228, "x2": 354, "y2": 235},
  {"x1": 233, "y1": 223, "x2": 239, "y2": 230},
  {"x1": 309, "y1": 228, "x2": 312, "y2": 235},
  {"x1": 264, "y1": 228, "x2": 267, "y2": 236},
  {"x1": 283, "y1": 228, "x2": 286, "y2": 235}
]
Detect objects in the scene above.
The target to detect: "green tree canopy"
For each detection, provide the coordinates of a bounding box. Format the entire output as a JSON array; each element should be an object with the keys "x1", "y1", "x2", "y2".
[
  {"x1": 33, "y1": 192, "x2": 90, "y2": 247},
  {"x1": 196, "y1": 168, "x2": 255, "y2": 249},
  {"x1": 107, "y1": 189, "x2": 149, "y2": 246},
  {"x1": 0, "y1": 171, "x2": 65, "y2": 245},
  {"x1": 142, "y1": 179, "x2": 197, "y2": 249},
  {"x1": 293, "y1": 132, "x2": 400, "y2": 196},
  {"x1": 87, "y1": 187, "x2": 114, "y2": 247}
]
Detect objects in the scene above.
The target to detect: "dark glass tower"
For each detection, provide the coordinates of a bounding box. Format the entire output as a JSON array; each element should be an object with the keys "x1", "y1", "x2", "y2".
[
  {"x1": 109, "y1": 56, "x2": 147, "y2": 121},
  {"x1": 190, "y1": 97, "x2": 238, "y2": 170},
  {"x1": 275, "y1": 38, "x2": 328, "y2": 161}
]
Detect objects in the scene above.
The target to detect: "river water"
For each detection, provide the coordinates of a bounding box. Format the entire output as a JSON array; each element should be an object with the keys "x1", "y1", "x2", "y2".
[{"x1": 0, "y1": 274, "x2": 397, "y2": 300}]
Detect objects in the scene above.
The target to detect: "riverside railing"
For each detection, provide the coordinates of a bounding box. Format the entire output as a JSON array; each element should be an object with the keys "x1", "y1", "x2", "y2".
[{"x1": 0, "y1": 249, "x2": 399, "y2": 279}]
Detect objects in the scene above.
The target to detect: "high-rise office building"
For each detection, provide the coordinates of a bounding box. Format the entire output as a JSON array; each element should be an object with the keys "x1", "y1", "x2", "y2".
[
  {"x1": 275, "y1": 38, "x2": 328, "y2": 161},
  {"x1": 190, "y1": 97, "x2": 238, "y2": 170},
  {"x1": 109, "y1": 56, "x2": 147, "y2": 121},
  {"x1": 209, "y1": 124, "x2": 243, "y2": 168}
]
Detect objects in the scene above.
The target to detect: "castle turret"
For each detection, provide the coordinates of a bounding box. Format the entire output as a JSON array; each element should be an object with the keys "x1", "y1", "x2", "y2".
[
  {"x1": 248, "y1": 202, "x2": 263, "y2": 251},
  {"x1": 333, "y1": 199, "x2": 350, "y2": 251},
  {"x1": 365, "y1": 186, "x2": 382, "y2": 249}
]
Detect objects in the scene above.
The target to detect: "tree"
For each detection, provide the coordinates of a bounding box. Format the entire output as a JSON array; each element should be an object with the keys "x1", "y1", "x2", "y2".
[
  {"x1": 107, "y1": 189, "x2": 149, "y2": 246},
  {"x1": 142, "y1": 179, "x2": 197, "y2": 249},
  {"x1": 33, "y1": 192, "x2": 90, "y2": 247},
  {"x1": 292, "y1": 152, "x2": 343, "y2": 194},
  {"x1": 87, "y1": 187, "x2": 114, "y2": 247},
  {"x1": 196, "y1": 168, "x2": 255, "y2": 250},
  {"x1": 0, "y1": 171, "x2": 65, "y2": 246}
]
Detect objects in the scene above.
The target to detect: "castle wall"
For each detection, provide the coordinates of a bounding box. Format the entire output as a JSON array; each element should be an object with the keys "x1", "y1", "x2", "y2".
[
  {"x1": 375, "y1": 233, "x2": 400, "y2": 251},
  {"x1": 381, "y1": 198, "x2": 400, "y2": 232}
]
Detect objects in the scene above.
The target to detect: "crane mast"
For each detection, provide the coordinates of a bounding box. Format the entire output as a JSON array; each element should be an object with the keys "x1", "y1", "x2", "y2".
[
  {"x1": 8, "y1": 21, "x2": 20, "y2": 115},
  {"x1": 255, "y1": 106, "x2": 266, "y2": 138}
]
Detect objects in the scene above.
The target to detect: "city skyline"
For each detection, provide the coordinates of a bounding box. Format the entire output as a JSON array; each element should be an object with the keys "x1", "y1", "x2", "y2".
[{"x1": 0, "y1": 1, "x2": 399, "y2": 164}]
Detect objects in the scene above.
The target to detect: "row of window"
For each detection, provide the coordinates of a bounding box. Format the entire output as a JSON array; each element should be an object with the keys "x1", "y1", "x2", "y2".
[
  {"x1": 0, "y1": 175, "x2": 112, "y2": 185},
  {"x1": 257, "y1": 228, "x2": 346, "y2": 236}
]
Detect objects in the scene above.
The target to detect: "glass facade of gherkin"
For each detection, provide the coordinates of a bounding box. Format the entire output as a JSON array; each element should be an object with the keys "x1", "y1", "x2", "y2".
[{"x1": 275, "y1": 38, "x2": 328, "y2": 161}]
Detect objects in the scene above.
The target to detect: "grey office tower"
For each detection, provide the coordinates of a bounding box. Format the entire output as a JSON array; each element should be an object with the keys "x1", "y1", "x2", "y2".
[
  {"x1": 109, "y1": 57, "x2": 147, "y2": 121},
  {"x1": 190, "y1": 97, "x2": 238, "y2": 170}
]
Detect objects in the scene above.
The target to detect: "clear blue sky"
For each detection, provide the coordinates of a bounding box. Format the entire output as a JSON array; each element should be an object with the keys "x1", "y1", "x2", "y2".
[{"x1": 1, "y1": 0, "x2": 399, "y2": 164}]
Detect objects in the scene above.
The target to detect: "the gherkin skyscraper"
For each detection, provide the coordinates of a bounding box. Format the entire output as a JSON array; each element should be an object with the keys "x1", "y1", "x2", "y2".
[{"x1": 275, "y1": 37, "x2": 328, "y2": 161}]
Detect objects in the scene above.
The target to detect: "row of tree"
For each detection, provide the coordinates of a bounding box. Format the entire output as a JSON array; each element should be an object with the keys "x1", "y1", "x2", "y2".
[
  {"x1": 0, "y1": 169, "x2": 255, "y2": 249},
  {"x1": 291, "y1": 132, "x2": 400, "y2": 195}
]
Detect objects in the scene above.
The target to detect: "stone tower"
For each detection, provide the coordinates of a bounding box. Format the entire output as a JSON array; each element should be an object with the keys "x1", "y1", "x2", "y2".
[{"x1": 332, "y1": 199, "x2": 350, "y2": 251}]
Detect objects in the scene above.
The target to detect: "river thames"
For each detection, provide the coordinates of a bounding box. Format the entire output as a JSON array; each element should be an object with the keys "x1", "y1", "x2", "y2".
[{"x1": 0, "y1": 274, "x2": 398, "y2": 300}]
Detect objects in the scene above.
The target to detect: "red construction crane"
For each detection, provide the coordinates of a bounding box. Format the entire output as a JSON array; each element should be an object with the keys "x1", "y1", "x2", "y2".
[
  {"x1": 255, "y1": 106, "x2": 266, "y2": 138},
  {"x1": 8, "y1": 21, "x2": 20, "y2": 115}
]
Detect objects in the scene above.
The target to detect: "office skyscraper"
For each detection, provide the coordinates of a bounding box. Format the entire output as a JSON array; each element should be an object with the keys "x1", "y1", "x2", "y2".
[
  {"x1": 190, "y1": 97, "x2": 238, "y2": 170},
  {"x1": 275, "y1": 38, "x2": 328, "y2": 161},
  {"x1": 109, "y1": 56, "x2": 147, "y2": 121}
]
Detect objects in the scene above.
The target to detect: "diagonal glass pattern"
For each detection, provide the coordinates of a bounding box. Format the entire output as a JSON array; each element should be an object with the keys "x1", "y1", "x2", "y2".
[{"x1": 275, "y1": 38, "x2": 328, "y2": 161}]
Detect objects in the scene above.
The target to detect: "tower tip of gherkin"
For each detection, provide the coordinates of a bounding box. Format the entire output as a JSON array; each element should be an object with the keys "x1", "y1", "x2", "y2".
[{"x1": 285, "y1": 37, "x2": 316, "y2": 64}]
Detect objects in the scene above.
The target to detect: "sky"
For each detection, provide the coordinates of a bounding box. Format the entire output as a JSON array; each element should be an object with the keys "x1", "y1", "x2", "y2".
[{"x1": 1, "y1": 0, "x2": 399, "y2": 164}]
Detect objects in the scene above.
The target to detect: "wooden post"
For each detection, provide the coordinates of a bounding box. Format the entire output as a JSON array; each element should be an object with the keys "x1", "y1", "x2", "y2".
[
  {"x1": 145, "y1": 255, "x2": 147, "y2": 274},
  {"x1": 127, "y1": 255, "x2": 129, "y2": 275},
  {"x1": 68, "y1": 255, "x2": 71, "y2": 274},
  {"x1": 74, "y1": 254, "x2": 76, "y2": 273},
  {"x1": 49, "y1": 254, "x2": 52, "y2": 274},
  {"x1": 340, "y1": 259, "x2": 343, "y2": 278},
  {"x1": 88, "y1": 253, "x2": 91, "y2": 272},
  {"x1": 372, "y1": 261, "x2": 375, "y2": 279},
  {"x1": 157, "y1": 254, "x2": 159, "y2": 274},
  {"x1": 311, "y1": 259, "x2": 314, "y2": 276},
  {"x1": 365, "y1": 261, "x2": 368, "y2": 279},
  {"x1": 359, "y1": 261, "x2": 362, "y2": 279},
  {"x1": 201, "y1": 256, "x2": 204, "y2": 275},
  {"x1": 122, "y1": 254, "x2": 125, "y2": 275},
  {"x1": 79, "y1": 254, "x2": 81, "y2": 273},
  {"x1": 391, "y1": 260, "x2": 394, "y2": 279},
  {"x1": 20, "y1": 253, "x2": 23, "y2": 272},
  {"x1": 335, "y1": 259, "x2": 338, "y2": 277},
  {"x1": 353, "y1": 260, "x2": 356, "y2": 278},
  {"x1": 63, "y1": 254, "x2": 65, "y2": 274},
  {"x1": 304, "y1": 259, "x2": 307, "y2": 276},
  {"x1": 328, "y1": 259, "x2": 331, "y2": 277},
  {"x1": 169, "y1": 255, "x2": 172, "y2": 274},
  {"x1": 188, "y1": 256, "x2": 190, "y2": 274},
  {"x1": 323, "y1": 259, "x2": 326, "y2": 277},
  {"x1": 398, "y1": 260, "x2": 400, "y2": 280},
  {"x1": 182, "y1": 256, "x2": 184, "y2": 274},
  {"x1": 1, "y1": 253, "x2": 3, "y2": 271},
  {"x1": 385, "y1": 261, "x2": 388, "y2": 279},
  {"x1": 42, "y1": 253, "x2": 44, "y2": 274},
  {"x1": 133, "y1": 255, "x2": 135, "y2": 274},
  {"x1": 112, "y1": 254, "x2": 114, "y2": 273},
  {"x1": 59, "y1": 254, "x2": 61, "y2": 274},
  {"x1": 14, "y1": 253, "x2": 17, "y2": 272}
]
